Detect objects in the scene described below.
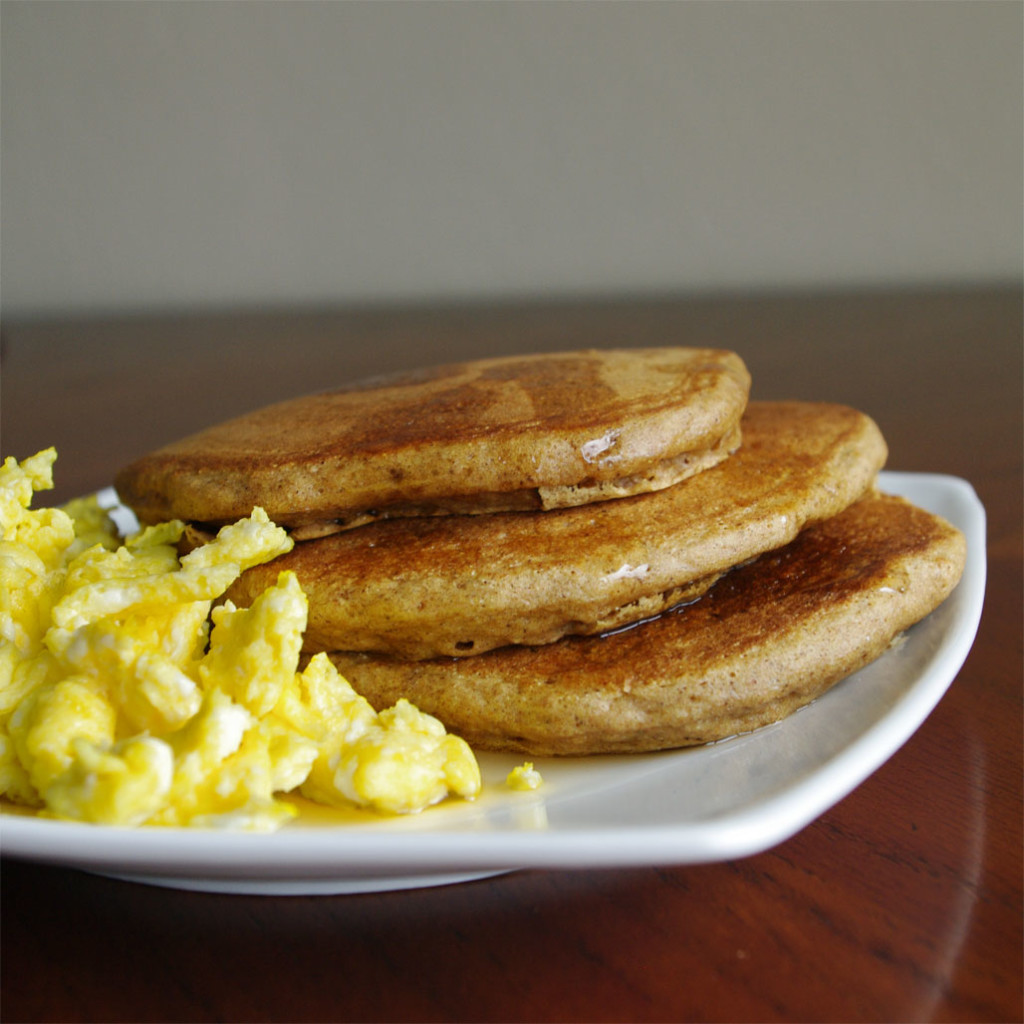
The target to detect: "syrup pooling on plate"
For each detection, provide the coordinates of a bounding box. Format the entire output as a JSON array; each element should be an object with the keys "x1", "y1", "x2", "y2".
[{"x1": 0, "y1": 448, "x2": 484, "y2": 830}]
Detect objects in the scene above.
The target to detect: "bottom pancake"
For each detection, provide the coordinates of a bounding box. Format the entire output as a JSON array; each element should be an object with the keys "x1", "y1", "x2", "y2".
[{"x1": 325, "y1": 492, "x2": 966, "y2": 756}]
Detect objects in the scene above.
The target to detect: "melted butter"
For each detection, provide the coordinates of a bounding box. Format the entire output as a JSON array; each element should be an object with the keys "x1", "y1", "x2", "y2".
[
  {"x1": 603, "y1": 563, "x2": 651, "y2": 583},
  {"x1": 580, "y1": 430, "x2": 621, "y2": 464}
]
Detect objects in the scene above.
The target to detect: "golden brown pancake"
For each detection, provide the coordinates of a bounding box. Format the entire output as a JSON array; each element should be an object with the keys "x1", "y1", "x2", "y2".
[
  {"x1": 114, "y1": 348, "x2": 750, "y2": 534},
  {"x1": 324, "y1": 492, "x2": 967, "y2": 755},
  {"x1": 227, "y1": 402, "x2": 887, "y2": 660}
]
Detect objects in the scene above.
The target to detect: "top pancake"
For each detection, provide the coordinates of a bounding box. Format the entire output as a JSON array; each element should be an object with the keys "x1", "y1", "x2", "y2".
[{"x1": 114, "y1": 348, "x2": 750, "y2": 534}]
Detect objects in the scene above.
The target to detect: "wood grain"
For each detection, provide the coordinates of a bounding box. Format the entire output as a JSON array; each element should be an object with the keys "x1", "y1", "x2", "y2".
[{"x1": 2, "y1": 286, "x2": 1020, "y2": 1023}]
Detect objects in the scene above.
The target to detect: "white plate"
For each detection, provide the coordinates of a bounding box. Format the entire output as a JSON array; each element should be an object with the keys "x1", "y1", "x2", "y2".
[{"x1": 0, "y1": 472, "x2": 986, "y2": 896}]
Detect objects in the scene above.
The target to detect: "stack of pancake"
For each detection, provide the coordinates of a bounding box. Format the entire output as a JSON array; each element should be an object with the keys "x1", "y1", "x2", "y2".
[{"x1": 115, "y1": 348, "x2": 966, "y2": 756}]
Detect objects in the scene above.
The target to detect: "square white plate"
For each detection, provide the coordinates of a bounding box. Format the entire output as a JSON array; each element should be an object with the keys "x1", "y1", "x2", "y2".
[{"x1": 0, "y1": 472, "x2": 986, "y2": 895}]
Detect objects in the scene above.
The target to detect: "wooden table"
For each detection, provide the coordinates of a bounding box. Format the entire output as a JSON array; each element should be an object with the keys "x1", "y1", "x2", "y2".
[{"x1": 2, "y1": 287, "x2": 1021, "y2": 1023}]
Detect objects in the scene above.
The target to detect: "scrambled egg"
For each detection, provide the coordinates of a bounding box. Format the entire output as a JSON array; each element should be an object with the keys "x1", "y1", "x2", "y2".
[
  {"x1": 0, "y1": 449, "x2": 481, "y2": 830},
  {"x1": 506, "y1": 762, "x2": 543, "y2": 791}
]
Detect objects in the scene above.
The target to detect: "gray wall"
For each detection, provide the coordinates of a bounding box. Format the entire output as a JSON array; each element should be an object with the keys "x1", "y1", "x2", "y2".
[{"x1": 2, "y1": 0, "x2": 1021, "y2": 319}]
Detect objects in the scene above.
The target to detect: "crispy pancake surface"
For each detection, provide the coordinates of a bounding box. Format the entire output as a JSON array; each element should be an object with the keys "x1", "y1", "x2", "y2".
[
  {"x1": 228, "y1": 402, "x2": 887, "y2": 659},
  {"x1": 114, "y1": 348, "x2": 749, "y2": 531},
  {"x1": 325, "y1": 493, "x2": 966, "y2": 755}
]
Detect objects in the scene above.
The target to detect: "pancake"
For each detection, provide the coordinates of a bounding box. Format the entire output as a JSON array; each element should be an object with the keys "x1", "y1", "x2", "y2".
[
  {"x1": 226, "y1": 402, "x2": 887, "y2": 659},
  {"x1": 114, "y1": 348, "x2": 750, "y2": 536},
  {"x1": 324, "y1": 492, "x2": 967, "y2": 755}
]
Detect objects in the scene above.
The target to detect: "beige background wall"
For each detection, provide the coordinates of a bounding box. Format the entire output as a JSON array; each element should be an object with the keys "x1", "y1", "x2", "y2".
[{"x1": 2, "y1": 0, "x2": 1021, "y2": 319}]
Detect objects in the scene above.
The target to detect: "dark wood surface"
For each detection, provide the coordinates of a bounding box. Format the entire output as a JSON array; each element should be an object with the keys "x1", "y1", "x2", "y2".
[{"x1": 2, "y1": 287, "x2": 1021, "y2": 1023}]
